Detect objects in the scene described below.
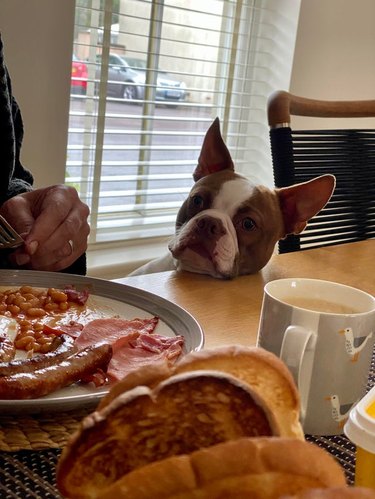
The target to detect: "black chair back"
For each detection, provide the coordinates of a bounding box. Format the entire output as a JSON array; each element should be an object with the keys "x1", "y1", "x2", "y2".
[{"x1": 268, "y1": 92, "x2": 375, "y2": 253}]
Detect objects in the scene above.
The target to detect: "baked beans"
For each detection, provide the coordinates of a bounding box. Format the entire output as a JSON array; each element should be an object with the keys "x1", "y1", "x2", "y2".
[{"x1": 0, "y1": 286, "x2": 82, "y2": 355}]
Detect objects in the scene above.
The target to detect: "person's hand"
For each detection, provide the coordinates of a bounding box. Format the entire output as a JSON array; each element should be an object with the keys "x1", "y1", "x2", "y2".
[{"x1": 0, "y1": 185, "x2": 90, "y2": 272}]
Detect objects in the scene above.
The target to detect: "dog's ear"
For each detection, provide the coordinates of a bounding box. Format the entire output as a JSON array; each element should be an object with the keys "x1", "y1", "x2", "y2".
[
  {"x1": 193, "y1": 117, "x2": 234, "y2": 181},
  {"x1": 277, "y1": 174, "x2": 336, "y2": 235}
]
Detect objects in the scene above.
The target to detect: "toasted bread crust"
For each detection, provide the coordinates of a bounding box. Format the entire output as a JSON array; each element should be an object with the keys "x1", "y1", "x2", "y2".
[
  {"x1": 98, "y1": 360, "x2": 172, "y2": 410},
  {"x1": 57, "y1": 371, "x2": 279, "y2": 498},
  {"x1": 174, "y1": 345, "x2": 303, "y2": 438},
  {"x1": 97, "y1": 438, "x2": 346, "y2": 499},
  {"x1": 281, "y1": 487, "x2": 375, "y2": 498}
]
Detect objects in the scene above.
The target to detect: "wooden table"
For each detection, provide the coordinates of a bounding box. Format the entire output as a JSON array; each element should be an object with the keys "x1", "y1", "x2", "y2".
[
  {"x1": 116, "y1": 239, "x2": 375, "y2": 349},
  {"x1": 1, "y1": 240, "x2": 372, "y2": 494},
  {"x1": 115, "y1": 239, "x2": 375, "y2": 485}
]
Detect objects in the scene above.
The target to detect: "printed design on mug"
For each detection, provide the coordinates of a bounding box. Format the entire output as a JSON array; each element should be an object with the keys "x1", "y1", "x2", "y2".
[
  {"x1": 325, "y1": 394, "x2": 357, "y2": 429},
  {"x1": 338, "y1": 327, "x2": 374, "y2": 362}
]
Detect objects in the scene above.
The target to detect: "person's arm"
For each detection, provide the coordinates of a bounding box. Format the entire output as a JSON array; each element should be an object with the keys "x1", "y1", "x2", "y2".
[{"x1": 0, "y1": 35, "x2": 89, "y2": 275}]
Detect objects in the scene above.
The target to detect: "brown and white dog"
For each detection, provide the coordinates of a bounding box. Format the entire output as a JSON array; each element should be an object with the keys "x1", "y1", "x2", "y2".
[{"x1": 131, "y1": 118, "x2": 335, "y2": 279}]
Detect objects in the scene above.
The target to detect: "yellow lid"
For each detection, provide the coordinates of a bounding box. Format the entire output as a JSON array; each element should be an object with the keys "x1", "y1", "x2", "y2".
[
  {"x1": 366, "y1": 399, "x2": 375, "y2": 419},
  {"x1": 344, "y1": 385, "x2": 375, "y2": 453}
]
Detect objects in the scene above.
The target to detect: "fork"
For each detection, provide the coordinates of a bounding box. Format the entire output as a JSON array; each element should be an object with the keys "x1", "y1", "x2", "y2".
[{"x1": 0, "y1": 215, "x2": 24, "y2": 249}]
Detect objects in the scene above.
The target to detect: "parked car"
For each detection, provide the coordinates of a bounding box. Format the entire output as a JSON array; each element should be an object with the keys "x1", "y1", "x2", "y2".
[
  {"x1": 96, "y1": 53, "x2": 186, "y2": 103},
  {"x1": 71, "y1": 54, "x2": 88, "y2": 95}
]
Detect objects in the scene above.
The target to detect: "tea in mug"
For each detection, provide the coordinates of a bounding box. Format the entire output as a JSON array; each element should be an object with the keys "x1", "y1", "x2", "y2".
[{"x1": 282, "y1": 297, "x2": 360, "y2": 314}]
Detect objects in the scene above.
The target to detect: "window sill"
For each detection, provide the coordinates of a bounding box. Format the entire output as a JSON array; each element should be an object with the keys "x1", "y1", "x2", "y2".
[{"x1": 86, "y1": 241, "x2": 167, "y2": 280}]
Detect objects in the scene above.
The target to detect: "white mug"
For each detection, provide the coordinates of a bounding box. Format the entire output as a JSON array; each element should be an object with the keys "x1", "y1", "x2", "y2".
[{"x1": 257, "y1": 278, "x2": 375, "y2": 435}]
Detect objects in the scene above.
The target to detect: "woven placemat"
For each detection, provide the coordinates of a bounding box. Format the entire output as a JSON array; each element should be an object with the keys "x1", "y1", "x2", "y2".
[{"x1": 0, "y1": 408, "x2": 91, "y2": 452}]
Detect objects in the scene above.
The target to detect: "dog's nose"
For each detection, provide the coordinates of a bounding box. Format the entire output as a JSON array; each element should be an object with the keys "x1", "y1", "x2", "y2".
[{"x1": 196, "y1": 216, "x2": 225, "y2": 237}]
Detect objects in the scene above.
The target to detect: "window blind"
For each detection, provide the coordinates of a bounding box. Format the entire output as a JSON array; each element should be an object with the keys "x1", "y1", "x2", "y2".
[{"x1": 67, "y1": 0, "x2": 301, "y2": 248}]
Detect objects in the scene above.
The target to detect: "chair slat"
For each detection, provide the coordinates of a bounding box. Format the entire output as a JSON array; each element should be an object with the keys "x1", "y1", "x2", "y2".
[{"x1": 269, "y1": 116, "x2": 375, "y2": 253}]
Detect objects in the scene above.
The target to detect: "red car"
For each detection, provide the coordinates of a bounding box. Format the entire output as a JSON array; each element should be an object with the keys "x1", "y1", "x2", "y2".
[{"x1": 71, "y1": 54, "x2": 88, "y2": 95}]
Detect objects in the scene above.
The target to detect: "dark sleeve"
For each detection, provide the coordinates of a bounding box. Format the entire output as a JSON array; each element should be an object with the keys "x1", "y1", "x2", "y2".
[
  {"x1": 0, "y1": 34, "x2": 34, "y2": 204},
  {"x1": 61, "y1": 253, "x2": 87, "y2": 276},
  {"x1": 5, "y1": 93, "x2": 34, "y2": 200}
]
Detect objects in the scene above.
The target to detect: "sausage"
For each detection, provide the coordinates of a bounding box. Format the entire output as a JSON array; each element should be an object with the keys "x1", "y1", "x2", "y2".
[
  {"x1": 0, "y1": 334, "x2": 76, "y2": 376},
  {"x1": 0, "y1": 343, "x2": 113, "y2": 399}
]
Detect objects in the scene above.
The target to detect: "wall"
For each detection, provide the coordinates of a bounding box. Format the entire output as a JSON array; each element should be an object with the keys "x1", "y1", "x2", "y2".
[
  {"x1": 0, "y1": 0, "x2": 75, "y2": 187},
  {"x1": 289, "y1": 0, "x2": 375, "y2": 129},
  {"x1": 2, "y1": 1, "x2": 375, "y2": 184}
]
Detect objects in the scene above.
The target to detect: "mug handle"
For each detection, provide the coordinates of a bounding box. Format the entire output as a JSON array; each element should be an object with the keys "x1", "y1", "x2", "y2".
[{"x1": 280, "y1": 325, "x2": 316, "y2": 421}]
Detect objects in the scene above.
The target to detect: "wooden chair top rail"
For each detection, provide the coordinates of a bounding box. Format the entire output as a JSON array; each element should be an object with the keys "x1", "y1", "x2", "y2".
[{"x1": 268, "y1": 90, "x2": 375, "y2": 127}]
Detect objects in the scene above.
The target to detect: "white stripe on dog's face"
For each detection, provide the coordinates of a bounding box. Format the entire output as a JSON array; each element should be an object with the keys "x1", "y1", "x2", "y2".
[{"x1": 212, "y1": 178, "x2": 255, "y2": 216}]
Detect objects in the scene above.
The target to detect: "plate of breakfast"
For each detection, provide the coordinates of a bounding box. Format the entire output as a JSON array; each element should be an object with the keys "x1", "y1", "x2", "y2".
[{"x1": 0, "y1": 269, "x2": 204, "y2": 414}]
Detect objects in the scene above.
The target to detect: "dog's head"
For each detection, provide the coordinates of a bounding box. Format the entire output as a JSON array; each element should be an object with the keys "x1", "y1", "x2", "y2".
[{"x1": 168, "y1": 118, "x2": 335, "y2": 279}]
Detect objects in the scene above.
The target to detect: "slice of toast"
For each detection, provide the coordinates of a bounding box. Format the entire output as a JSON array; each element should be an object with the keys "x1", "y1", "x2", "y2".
[
  {"x1": 173, "y1": 345, "x2": 303, "y2": 439},
  {"x1": 98, "y1": 346, "x2": 303, "y2": 439},
  {"x1": 57, "y1": 371, "x2": 279, "y2": 498},
  {"x1": 95, "y1": 438, "x2": 347, "y2": 499}
]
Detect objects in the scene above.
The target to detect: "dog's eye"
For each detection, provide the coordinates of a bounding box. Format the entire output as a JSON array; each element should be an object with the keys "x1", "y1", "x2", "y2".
[
  {"x1": 192, "y1": 195, "x2": 204, "y2": 208},
  {"x1": 242, "y1": 217, "x2": 256, "y2": 231}
]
